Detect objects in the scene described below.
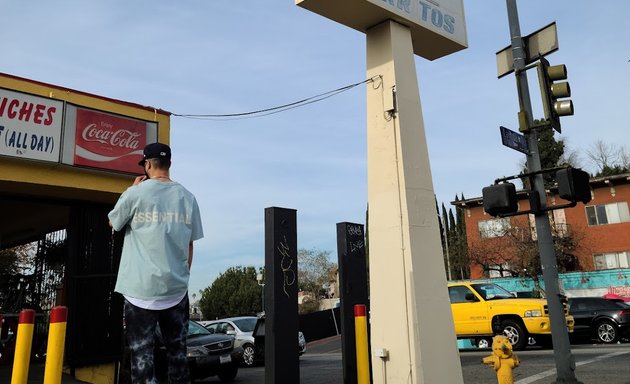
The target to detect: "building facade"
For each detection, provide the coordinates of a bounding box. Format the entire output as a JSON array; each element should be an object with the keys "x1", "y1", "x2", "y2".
[
  {"x1": 0, "y1": 72, "x2": 171, "y2": 383},
  {"x1": 453, "y1": 173, "x2": 630, "y2": 279}
]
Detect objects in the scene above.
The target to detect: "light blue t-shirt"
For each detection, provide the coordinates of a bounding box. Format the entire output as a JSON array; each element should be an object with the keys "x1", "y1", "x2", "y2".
[{"x1": 108, "y1": 179, "x2": 203, "y2": 301}]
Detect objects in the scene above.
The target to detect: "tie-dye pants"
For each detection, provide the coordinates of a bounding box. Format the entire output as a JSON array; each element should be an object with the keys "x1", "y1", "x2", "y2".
[{"x1": 124, "y1": 296, "x2": 190, "y2": 383}]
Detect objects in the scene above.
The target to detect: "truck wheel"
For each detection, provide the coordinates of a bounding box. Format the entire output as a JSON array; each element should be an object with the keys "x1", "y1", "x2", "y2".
[{"x1": 500, "y1": 319, "x2": 527, "y2": 350}]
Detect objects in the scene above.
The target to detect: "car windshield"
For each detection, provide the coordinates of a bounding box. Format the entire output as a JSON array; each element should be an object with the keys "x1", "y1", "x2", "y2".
[
  {"x1": 233, "y1": 317, "x2": 257, "y2": 332},
  {"x1": 188, "y1": 320, "x2": 211, "y2": 336},
  {"x1": 471, "y1": 283, "x2": 514, "y2": 300}
]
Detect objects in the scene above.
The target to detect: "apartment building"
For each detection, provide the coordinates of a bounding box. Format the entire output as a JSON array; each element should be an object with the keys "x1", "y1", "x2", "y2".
[{"x1": 453, "y1": 173, "x2": 630, "y2": 279}]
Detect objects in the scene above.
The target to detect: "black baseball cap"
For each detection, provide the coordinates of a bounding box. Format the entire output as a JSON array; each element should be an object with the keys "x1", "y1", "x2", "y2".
[{"x1": 138, "y1": 142, "x2": 171, "y2": 166}]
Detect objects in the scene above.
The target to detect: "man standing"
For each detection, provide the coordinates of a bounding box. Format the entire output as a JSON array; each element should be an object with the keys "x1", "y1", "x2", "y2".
[{"x1": 108, "y1": 142, "x2": 203, "y2": 383}]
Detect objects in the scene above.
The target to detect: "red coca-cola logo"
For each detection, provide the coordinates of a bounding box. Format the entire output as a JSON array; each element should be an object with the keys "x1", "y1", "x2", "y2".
[
  {"x1": 74, "y1": 108, "x2": 148, "y2": 173},
  {"x1": 81, "y1": 123, "x2": 142, "y2": 149}
]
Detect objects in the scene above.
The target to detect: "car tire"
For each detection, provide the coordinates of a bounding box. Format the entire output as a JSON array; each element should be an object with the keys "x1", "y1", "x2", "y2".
[
  {"x1": 596, "y1": 320, "x2": 618, "y2": 344},
  {"x1": 242, "y1": 343, "x2": 256, "y2": 367},
  {"x1": 217, "y1": 363, "x2": 238, "y2": 382},
  {"x1": 500, "y1": 319, "x2": 527, "y2": 351}
]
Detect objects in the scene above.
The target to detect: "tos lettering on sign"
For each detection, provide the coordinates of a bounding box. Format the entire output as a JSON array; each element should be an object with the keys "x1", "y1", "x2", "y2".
[{"x1": 73, "y1": 108, "x2": 149, "y2": 174}]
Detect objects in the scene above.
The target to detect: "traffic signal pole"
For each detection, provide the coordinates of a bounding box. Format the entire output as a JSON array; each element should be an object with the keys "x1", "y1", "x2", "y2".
[{"x1": 505, "y1": 1, "x2": 581, "y2": 383}]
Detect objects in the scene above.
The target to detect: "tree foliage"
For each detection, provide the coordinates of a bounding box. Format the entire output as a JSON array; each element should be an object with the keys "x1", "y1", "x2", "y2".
[
  {"x1": 198, "y1": 266, "x2": 262, "y2": 320},
  {"x1": 298, "y1": 248, "x2": 336, "y2": 314},
  {"x1": 538, "y1": 127, "x2": 565, "y2": 172},
  {"x1": 438, "y1": 199, "x2": 448, "y2": 275},
  {"x1": 467, "y1": 216, "x2": 584, "y2": 284},
  {"x1": 586, "y1": 140, "x2": 630, "y2": 177},
  {"x1": 0, "y1": 243, "x2": 37, "y2": 312},
  {"x1": 198, "y1": 249, "x2": 337, "y2": 318},
  {"x1": 519, "y1": 128, "x2": 630, "y2": 183},
  {"x1": 521, "y1": 124, "x2": 567, "y2": 188},
  {"x1": 439, "y1": 195, "x2": 469, "y2": 281},
  {"x1": 0, "y1": 243, "x2": 32, "y2": 276},
  {"x1": 452, "y1": 195, "x2": 470, "y2": 280}
]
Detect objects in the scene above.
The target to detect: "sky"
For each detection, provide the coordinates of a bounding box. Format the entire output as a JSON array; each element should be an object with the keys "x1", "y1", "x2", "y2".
[{"x1": 2, "y1": 1, "x2": 629, "y2": 298}]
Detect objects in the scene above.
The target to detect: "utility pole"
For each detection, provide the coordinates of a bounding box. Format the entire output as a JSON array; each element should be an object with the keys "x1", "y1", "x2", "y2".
[
  {"x1": 505, "y1": 1, "x2": 581, "y2": 383},
  {"x1": 295, "y1": 1, "x2": 468, "y2": 382}
]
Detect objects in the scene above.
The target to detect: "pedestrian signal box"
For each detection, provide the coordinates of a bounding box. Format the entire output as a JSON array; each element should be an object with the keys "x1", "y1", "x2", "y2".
[
  {"x1": 482, "y1": 183, "x2": 518, "y2": 217},
  {"x1": 556, "y1": 168, "x2": 591, "y2": 204}
]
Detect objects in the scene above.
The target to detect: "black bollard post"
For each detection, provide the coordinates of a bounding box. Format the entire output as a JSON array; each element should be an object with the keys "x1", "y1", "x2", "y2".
[
  {"x1": 264, "y1": 207, "x2": 299, "y2": 384},
  {"x1": 337, "y1": 222, "x2": 370, "y2": 384}
]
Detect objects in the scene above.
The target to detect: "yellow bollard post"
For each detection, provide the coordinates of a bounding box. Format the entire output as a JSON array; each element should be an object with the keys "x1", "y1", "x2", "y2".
[
  {"x1": 354, "y1": 304, "x2": 371, "y2": 384},
  {"x1": 44, "y1": 306, "x2": 68, "y2": 384},
  {"x1": 482, "y1": 335, "x2": 519, "y2": 384},
  {"x1": 11, "y1": 309, "x2": 36, "y2": 384}
]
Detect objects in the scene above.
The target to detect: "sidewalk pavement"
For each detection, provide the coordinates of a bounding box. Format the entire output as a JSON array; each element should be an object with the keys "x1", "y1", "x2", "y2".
[{"x1": 0, "y1": 364, "x2": 88, "y2": 383}]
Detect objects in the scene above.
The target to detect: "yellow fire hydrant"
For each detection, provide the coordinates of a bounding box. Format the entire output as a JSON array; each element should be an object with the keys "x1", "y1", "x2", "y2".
[{"x1": 482, "y1": 335, "x2": 519, "y2": 384}]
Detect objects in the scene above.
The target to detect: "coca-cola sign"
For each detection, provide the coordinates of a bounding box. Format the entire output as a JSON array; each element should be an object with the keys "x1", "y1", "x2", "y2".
[
  {"x1": 72, "y1": 108, "x2": 150, "y2": 173},
  {"x1": 81, "y1": 123, "x2": 144, "y2": 152}
]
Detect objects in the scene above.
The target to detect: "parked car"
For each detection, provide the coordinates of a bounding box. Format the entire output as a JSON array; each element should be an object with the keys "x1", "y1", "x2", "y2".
[
  {"x1": 154, "y1": 320, "x2": 243, "y2": 382},
  {"x1": 252, "y1": 314, "x2": 306, "y2": 364},
  {"x1": 298, "y1": 331, "x2": 307, "y2": 354},
  {"x1": 602, "y1": 293, "x2": 630, "y2": 302},
  {"x1": 202, "y1": 316, "x2": 305, "y2": 367},
  {"x1": 448, "y1": 282, "x2": 574, "y2": 350},
  {"x1": 202, "y1": 316, "x2": 258, "y2": 367},
  {"x1": 568, "y1": 297, "x2": 630, "y2": 344}
]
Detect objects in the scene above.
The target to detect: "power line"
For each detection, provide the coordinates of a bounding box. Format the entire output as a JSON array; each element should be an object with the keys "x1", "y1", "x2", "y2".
[{"x1": 172, "y1": 77, "x2": 378, "y2": 121}]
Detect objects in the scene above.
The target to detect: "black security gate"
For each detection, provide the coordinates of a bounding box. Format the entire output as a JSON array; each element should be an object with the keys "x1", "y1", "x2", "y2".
[
  {"x1": 1, "y1": 197, "x2": 125, "y2": 368},
  {"x1": 65, "y1": 203, "x2": 124, "y2": 366},
  {"x1": 0, "y1": 229, "x2": 67, "y2": 365}
]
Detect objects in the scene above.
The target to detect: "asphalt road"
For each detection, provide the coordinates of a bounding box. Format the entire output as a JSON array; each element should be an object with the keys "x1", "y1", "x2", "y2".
[
  {"x1": 461, "y1": 343, "x2": 630, "y2": 384},
  {"x1": 4, "y1": 336, "x2": 628, "y2": 383},
  {"x1": 199, "y1": 336, "x2": 630, "y2": 384}
]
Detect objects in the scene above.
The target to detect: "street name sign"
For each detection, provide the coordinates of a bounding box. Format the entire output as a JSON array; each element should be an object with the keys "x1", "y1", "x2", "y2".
[
  {"x1": 296, "y1": 0, "x2": 467, "y2": 60},
  {"x1": 500, "y1": 126, "x2": 529, "y2": 155},
  {"x1": 496, "y1": 21, "x2": 558, "y2": 78}
]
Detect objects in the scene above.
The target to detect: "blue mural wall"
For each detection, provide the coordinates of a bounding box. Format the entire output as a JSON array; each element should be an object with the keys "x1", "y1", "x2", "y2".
[{"x1": 451, "y1": 268, "x2": 630, "y2": 298}]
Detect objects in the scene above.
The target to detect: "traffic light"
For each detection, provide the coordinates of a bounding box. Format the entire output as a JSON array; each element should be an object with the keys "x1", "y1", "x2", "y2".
[
  {"x1": 556, "y1": 167, "x2": 591, "y2": 204},
  {"x1": 482, "y1": 182, "x2": 518, "y2": 217},
  {"x1": 537, "y1": 57, "x2": 574, "y2": 133}
]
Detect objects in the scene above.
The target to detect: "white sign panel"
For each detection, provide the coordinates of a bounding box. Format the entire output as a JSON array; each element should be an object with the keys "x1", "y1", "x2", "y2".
[
  {"x1": 375, "y1": 0, "x2": 466, "y2": 46},
  {"x1": 297, "y1": 0, "x2": 468, "y2": 60},
  {"x1": 0, "y1": 88, "x2": 64, "y2": 162}
]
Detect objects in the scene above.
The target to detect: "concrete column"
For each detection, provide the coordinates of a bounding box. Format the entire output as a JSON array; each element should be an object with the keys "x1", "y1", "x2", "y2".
[{"x1": 366, "y1": 20, "x2": 463, "y2": 384}]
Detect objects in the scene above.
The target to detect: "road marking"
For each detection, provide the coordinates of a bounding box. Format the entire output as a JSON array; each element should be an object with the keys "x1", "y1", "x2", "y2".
[{"x1": 515, "y1": 350, "x2": 630, "y2": 384}]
